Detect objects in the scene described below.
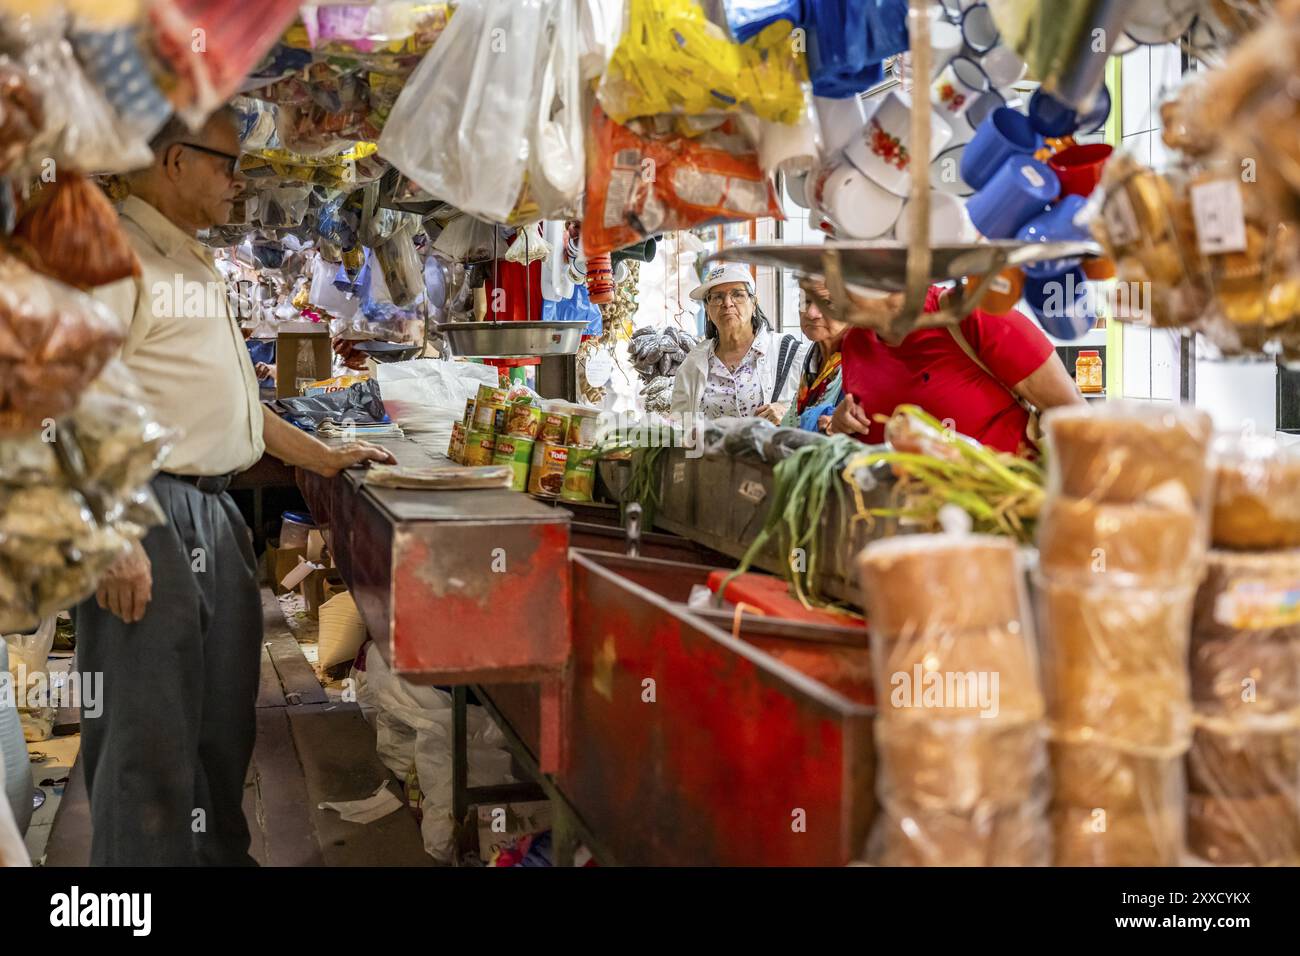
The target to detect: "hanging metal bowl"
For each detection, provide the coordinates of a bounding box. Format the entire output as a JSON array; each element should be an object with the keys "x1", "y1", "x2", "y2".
[{"x1": 438, "y1": 320, "x2": 589, "y2": 358}]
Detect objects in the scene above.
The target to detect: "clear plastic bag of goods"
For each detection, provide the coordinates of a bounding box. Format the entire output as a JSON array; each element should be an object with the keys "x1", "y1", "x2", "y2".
[
  {"x1": 1191, "y1": 549, "x2": 1300, "y2": 720},
  {"x1": 0, "y1": 363, "x2": 172, "y2": 633},
  {"x1": 581, "y1": 105, "x2": 783, "y2": 256},
  {"x1": 68, "y1": 21, "x2": 173, "y2": 146},
  {"x1": 1041, "y1": 401, "x2": 1214, "y2": 512},
  {"x1": 857, "y1": 534, "x2": 1051, "y2": 866},
  {"x1": 1090, "y1": 153, "x2": 1209, "y2": 332},
  {"x1": 146, "y1": 0, "x2": 305, "y2": 130},
  {"x1": 377, "y1": 0, "x2": 574, "y2": 225},
  {"x1": 1035, "y1": 574, "x2": 1196, "y2": 755},
  {"x1": 1049, "y1": 741, "x2": 1185, "y2": 865},
  {"x1": 1210, "y1": 433, "x2": 1300, "y2": 551},
  {"x1": 0, "y1": 253, "x2": 126, "y2": 435},
  {"x1": 431, "y1": 214, "x2": 502, "y2": 263},
  {"x1": 1186, "y1": 723, "x2": 1300, "y2": 865},
  {"x1": 13, "y1": 173, "x2": 142, "y2": 290},
  {"x1": 699, "y1": 416, "x2": 779, "y2": 463},
  {"x1": 596, "y1": 0, "x2": 808, "y2": 125},
  {"x1": 373, "y1": 229, "x2": 424, "y2": 309},
  {"x1": 1190, "y1": 717, "x2": 1300, "y2": 868},
  {"x1": 0, "y1": 63, "x2": 43, "y2": 177},
  {"x1": 298, "y1": 1, "x2": 453, "y2": 73},
  {"x1": 1052, "y1": 802, "x2": 1185, "y2": 867},
  {"x1": 255, "y1": 184, "x2": 314, "y2": 229},
  {"x1": 10, "y1": 17, "x2": 152, "y2": 175}
]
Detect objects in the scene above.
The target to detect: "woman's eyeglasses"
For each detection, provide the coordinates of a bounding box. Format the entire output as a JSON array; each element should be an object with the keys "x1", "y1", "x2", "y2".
[
  {"x1": 706, "y1": 290, "x2": 752, "y2": 306},
  {"x1": 178, "y1": 142, "x2": 241, "y2": 177}
]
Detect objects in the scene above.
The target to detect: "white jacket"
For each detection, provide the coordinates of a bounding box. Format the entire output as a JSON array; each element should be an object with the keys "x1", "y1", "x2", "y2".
[{"x1": 670, "y1": 329, "x2": 809, "y2": 421}]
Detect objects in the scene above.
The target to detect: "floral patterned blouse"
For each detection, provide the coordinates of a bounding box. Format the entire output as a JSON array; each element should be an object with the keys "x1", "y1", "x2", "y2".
[{"x1": 701, "y1": 338, "x2": 767, "y2": 420}]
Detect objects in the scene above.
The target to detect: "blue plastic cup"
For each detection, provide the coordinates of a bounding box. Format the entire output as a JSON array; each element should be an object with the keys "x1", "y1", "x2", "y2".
[
  {"x1": 1023, "y1": 267, "x2": 1094, "y2": 339},
  {"x1": 1016, "y1": 194, "x2": 1089, "y2": 278},
  {"x1": 1028, "y1": 84, "x2": 1111, "y2": 138},
  {"x1": 966, "y1": 154, "x2": 1060, "y2": 239},
  {"x1": 959, "y1": 106, "x2": 1042, "y2": 191}
]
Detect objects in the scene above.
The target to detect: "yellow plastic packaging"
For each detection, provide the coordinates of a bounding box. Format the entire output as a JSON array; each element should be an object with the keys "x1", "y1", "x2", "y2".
[{"x1": 597, "y1": 0, "x2": 808, "y2": 124}]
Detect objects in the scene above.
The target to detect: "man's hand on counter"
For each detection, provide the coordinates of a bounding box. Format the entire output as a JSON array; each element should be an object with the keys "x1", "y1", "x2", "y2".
[
  {"x1": 320, "y1": 441, "x2": 397, "y2": 477},
  {"x1": 261, "y1": 405, "x2": 397, "y2": 477}
]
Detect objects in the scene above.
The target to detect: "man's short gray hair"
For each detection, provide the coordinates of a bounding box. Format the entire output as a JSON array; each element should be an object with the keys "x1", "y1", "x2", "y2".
[{"x1": 148, "y1": 105, "x2": 240, "y2": 157}]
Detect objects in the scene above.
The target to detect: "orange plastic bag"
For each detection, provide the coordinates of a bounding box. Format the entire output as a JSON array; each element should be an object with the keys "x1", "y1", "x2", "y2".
[
  {"x1": 14, "y1": 174, "x2": 141, "y2": 290},
  {"x1": 582, "y1": 105, "x2": 782, "y2": 256}
]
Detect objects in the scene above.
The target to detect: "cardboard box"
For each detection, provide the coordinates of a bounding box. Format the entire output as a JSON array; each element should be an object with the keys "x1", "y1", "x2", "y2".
[
  {"x1": 264, "y1": 539, "x2": 306, "y2": 595},
  {"x1": 301, "y1": 568, "x2": 345, "y2": 621},
  {"x1": 275, "y1": 330, "x2": 333, "y2": 399}
]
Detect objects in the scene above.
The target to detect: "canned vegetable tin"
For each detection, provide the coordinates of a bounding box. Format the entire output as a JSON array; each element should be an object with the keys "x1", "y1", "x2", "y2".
[
  {"x1": 448, "y1": 421, "x2": 467, "y2": 463},
  {"x1": 559, "y1": 446, "x2": 596, "y2": 502},
  {"x1": 491, "y1": 436, "x2": 535, "y2": 491},
  {"x1": 462, "y1": 429, "x2": 497, "y2": 466}
]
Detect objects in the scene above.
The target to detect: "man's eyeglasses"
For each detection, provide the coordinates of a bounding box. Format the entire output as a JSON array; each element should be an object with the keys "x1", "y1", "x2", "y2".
[
  {"x1": 177, "y1": 142, "x2": 241, "y2": 177},
  {"x1": 706, "y1": 289, "x2": 752, "y2": 307}
]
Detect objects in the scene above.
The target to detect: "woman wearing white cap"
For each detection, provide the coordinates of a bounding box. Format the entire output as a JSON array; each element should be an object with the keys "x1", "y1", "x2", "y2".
[{"x1": 671, "y1": 264, "x2": 805, "y2": 424}]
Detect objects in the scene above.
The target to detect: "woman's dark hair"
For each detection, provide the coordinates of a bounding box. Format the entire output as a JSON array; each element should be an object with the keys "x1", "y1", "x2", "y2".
[{"x1": 705, "y1": 298, "x2": 771, "y2": 340}]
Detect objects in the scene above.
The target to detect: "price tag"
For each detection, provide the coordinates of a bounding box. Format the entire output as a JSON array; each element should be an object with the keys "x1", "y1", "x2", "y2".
[
  {"x1": 1104, "y1": 190, "x2": 1140, "y2": 248},
  {"x1": 584, "y1": 350, "x2": 614, "y2": 388},
  {"x1": 1191, "y1": 179, "x2": 1247, "y2": 255}
]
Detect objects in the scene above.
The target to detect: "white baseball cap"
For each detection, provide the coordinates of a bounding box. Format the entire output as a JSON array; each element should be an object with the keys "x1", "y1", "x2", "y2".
[{"x1": 690, "y1": 263, "x2": 755, "y2": 302}]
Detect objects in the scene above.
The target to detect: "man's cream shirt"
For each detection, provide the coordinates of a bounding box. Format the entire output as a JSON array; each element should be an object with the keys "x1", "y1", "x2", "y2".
[{"x1": 96, "y1": 196, "x2": 265, "y2": 476}]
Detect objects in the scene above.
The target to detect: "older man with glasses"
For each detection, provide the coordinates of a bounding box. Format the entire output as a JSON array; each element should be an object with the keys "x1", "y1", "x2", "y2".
[
  {"x1": 671, "y1": 264, "x2": 806, "y2": 425},
  {"x1": 82, "y1": 107, "x2": 393, "y2": 866}
]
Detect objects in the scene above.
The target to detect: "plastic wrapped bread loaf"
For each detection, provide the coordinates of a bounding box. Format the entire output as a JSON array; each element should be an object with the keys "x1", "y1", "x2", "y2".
[
  {"x1": 857, "y1": 534, "x2": 1027, "y2": 636},
  {"x1": 1051, "y1": 743, "x2": 1185, "y2": 817},
  {"x1": 859, "y1": 534, "x2": 1049, "y2": 865},
  {"x1": 1037, "y1": 577, "x2": 1195, "y2": 753},
  {"x1": 1190, "y1": 630, "x2": 1300, "y2": 716},
  {"x1": 1210, "y1": 434, "x2": 1300, "y2": 550},
  {"x1": 1043, "y1": 402, "x2": 1213, "y2": 508},
  {"x1": 870, "y1": 806, "x2": 1051, "y2": 867},
  {"x1": 872, "y1": 623, "x2": 1044, "y2": 723},
  {"x1": 1053, "y1": 805, "x2": 1184, "y2": 866},
  {"x1": 1193, "y1": 549, "x2": 1300, "y2": 641},
  {"x1": 1037, "y1": 495, "x2": 1202, "y2": 585},
  {"x1": 1187, "y1": 726, "x2": 1300, "y2": 798},
  {"x1": 875, "y1": 719, "x2": 1048, "y2": 813},
  {"x1": 1187, "y1": 793, "x2": 1300, "y2": 865}
]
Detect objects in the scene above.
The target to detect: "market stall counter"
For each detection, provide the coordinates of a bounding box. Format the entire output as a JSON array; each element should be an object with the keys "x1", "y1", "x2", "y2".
[{"x1": 295, "y1": 432, "x2": 571, "y2": 774}]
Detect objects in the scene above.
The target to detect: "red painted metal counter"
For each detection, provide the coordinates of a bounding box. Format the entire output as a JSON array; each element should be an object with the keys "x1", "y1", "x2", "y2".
[{"x1": 297, "y1": 436, "x2": 876, "y2": 864}]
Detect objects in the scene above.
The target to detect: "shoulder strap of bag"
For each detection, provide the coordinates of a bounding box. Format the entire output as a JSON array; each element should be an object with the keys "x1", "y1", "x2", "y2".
[
  {"x1": 946, "y1": 324, "x2": 1043, "y2": 446},
  {"x1": 771, "y1": 334, "x2": 799, "y2": 404}
]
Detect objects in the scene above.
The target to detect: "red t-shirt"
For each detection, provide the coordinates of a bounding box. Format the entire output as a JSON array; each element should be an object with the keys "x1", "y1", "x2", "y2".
[{"x1": 840, "y1": 288, "x2": 1055, "y2": 454}]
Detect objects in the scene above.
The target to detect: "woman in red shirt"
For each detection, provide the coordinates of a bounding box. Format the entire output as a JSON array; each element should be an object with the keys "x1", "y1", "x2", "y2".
[{"x1": 828, "y1": 287, "x2": 1085, "y2": 455}]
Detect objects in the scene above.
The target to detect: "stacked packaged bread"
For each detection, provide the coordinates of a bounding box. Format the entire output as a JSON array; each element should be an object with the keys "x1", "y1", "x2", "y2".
[
  {"x1": 1036, "y1": 403, "x2": 1213, "y2": 866},
  {"x1": 857, "y1": 535, "x2": 1050, "y2": 866},
  {"x1": 1187, "y1": 435, "x2": 1300, "y2": 865}
]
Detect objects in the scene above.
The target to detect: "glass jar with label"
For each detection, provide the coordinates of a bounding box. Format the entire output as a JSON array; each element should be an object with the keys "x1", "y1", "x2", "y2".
[{"x1": 1074, "y1": 350, "x2": 1103, "y2": 394}]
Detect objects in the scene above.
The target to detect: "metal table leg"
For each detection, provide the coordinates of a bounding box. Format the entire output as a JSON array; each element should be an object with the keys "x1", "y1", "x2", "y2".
[{"x1": 451, "y1": 685, "x2": 468, "y2": 864}]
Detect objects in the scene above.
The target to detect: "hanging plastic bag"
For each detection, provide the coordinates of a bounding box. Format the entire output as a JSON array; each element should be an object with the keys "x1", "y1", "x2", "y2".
[
  {"x1": 15, "y1": 18, "x2": 153, "y2": 175},
  {"x1": 578, "y1": 0, "x2": 624, "y2": 80},
  {"x1": 146, "y1": 0, "x2": 305, "y2": 130},
  {"x1": 373, "y1": 224, "x2": 424, "y2": 309},
  {"x1": 0, "y1": 253, "x2": 126, "y2": 435},
  {"x1": 527, "y1": 0, "x2": 585, "y2": 219},
  {"x1": 432, "y1": 214, "x2": 502, "y2": 262},
  {"x1": 597, "y1": 0, "x2": 808, "y2": 124},
  {"x1": 68, "y1": 22, "x2": 173, "y2": 147},
  {"x1": 505, "y1": 227, "x2": 552, "y2": 267},
  {"x1": 13, "y1": 173, "x2": 142, "y2": 289},
  {"x1": 255, "y1": 184, "x2": 314, "y2": 229},
  {"x1": 582, "y1": 105, "x2": 783, "y2": 256},
  {"x1": 378, "y1": 0, "x2": 553, "y2": 224}
]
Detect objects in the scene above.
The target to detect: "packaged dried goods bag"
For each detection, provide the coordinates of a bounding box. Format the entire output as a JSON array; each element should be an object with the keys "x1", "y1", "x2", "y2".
[{"x1": 582, "y1": 105, "x2": 783, "y2": 256}]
